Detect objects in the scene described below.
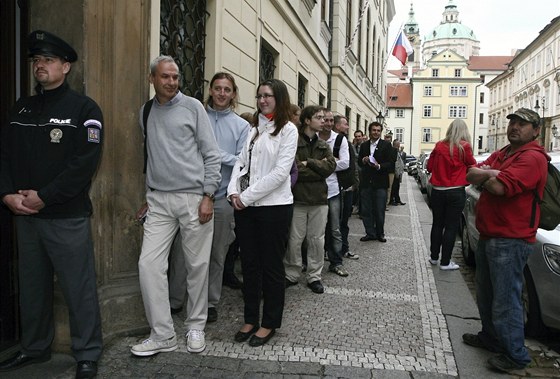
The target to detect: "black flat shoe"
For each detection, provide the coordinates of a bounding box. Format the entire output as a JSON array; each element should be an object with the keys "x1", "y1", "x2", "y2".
[
  {"x1": 248, "y1": 329, "x2": 276, "y2": 347},
  {"x1": 76, "y1": 360, "x2": 97, "y2": 379},
  {"x1": 307, "y1": 280, "x2": 324, "y2": 294},
  {"x1": 360, "y1": 235, "x2": 375, "y2": 242},
  {"x1": 0, "y1": 352, "x2": 51, "y2": 372},
  {"x1": 234, "y1": 324, "x2": 259, "y2": 342},
  {"x1": 377, "y1": 237, "x2": 387, "y2": 243}
]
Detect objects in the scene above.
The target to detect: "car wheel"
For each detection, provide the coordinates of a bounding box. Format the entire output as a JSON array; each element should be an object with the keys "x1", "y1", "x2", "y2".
[
  {"x1": 523, "y1": 266, "x2": 547, "y2": 337},
  {"x1": 460, "y1": 219, "x2": 475, "y2": 267}
]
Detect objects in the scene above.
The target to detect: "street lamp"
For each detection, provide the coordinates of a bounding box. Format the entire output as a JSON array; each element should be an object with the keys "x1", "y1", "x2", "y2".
[
  {"x1": 534, "y1": 97, "x2": 545, "y2": 125},
  {"x1": 552, "y1": 124, "x2": 558, "y2": 139},
  {"x1": 376, "y1": 111, "x2": 385, "y2": 124}
]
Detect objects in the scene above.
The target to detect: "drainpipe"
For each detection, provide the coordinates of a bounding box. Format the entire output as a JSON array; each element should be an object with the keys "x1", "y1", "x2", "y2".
[{"x1": 327, "y1": 0, "x2": 334, "y2": 109}]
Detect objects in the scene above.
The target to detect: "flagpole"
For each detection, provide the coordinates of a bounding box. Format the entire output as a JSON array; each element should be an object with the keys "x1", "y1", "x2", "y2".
[{"x1": 375, "y1": 22, "x2": 404, "y2": 106}]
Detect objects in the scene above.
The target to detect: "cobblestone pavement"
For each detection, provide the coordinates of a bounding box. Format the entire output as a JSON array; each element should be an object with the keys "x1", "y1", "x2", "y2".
[{"x1": 4, "y1": 176, "x2": 560, "y2": 378}]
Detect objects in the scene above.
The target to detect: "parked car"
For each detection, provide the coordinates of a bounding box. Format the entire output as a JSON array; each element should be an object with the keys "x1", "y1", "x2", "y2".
[
  {"x1": 407, "y1": 160, "x2": 418, "y2": 176},
  {"x1": 460, "y1": 152, "x2": 560, "y2": 336},
  {"x1": 417, "y1": 154, "x2": 430, "y2": 193},
  {"x1": 412, "y1": 151, "x2": 430, "y2": 179}
]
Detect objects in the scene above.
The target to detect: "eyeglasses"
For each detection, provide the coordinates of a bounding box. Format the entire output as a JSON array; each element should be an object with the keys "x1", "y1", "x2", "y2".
[{"x1": 255, "y1": 94, "x2": 275, "y2": 100}]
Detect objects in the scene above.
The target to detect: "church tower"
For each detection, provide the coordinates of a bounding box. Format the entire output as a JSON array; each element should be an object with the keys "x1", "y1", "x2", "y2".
[{"x1": 403, "y1": 2, "x2": 421, "y2": 68}]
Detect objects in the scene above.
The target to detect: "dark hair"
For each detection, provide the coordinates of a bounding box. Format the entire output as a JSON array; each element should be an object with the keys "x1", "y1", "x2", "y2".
[
  {"x1": 354, "y1": 129, "x2": 364, "y2": 136},
  {"x1": 257, "y1": 79, "x2": 291, "y2": 136},
  {"x1": 334, "y1": 115, "x2": 346, "y2": 125},
  {"x1": 368, "y1": 121, "x2": 383, "y2": 133},
  {"x1": 299, "y1": 105, "x2": 323, "y2": 132},
  {"x1": 206, "y1": 72, "x2": 238, "y2": 109}
]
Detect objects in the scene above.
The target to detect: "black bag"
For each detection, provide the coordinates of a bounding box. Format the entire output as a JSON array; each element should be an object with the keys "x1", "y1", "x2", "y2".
[
  {"x1": 532, "y1": 162, "x2": 560, "y2": 230},
  {"x1": 333, "y1": 134, "x2": 358, "y2": 190}
]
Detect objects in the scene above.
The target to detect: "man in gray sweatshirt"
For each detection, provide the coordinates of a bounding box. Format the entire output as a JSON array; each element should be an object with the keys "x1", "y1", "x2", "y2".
[{"x1": 131, "y1": 56, "x2": 221, "y2": 356}]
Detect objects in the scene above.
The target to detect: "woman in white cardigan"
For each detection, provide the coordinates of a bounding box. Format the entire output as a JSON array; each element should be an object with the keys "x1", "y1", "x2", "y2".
[{"x1": 228, "y1": 79, "x2": 298, "y2": 347}]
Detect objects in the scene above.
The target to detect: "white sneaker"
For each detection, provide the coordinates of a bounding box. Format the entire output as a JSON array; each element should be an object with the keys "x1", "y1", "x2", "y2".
[
  {"x1": 186, "y1": 329, "x2": 206, "y2": 353},
  {"x1": 440, "y1": 261, "x2": 460, "y2": 270},
  {"x1": 344, "y1": 252, "x2": 360, "y2": 260},
  {"x1": 429, "y1": 259, "x2": 438, "y2": 265},
  {"x1": 131, "y1": 336, "x2": 177, "y2": 356}
]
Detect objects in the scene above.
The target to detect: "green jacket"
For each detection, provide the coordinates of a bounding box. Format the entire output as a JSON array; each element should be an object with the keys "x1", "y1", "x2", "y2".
[{"x1": 292, "y1": 134, "x2": 336, "y2": 205}]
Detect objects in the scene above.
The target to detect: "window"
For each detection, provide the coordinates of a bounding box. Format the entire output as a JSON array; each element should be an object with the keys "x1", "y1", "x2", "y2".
[
  {"x1": 479, "y1": 113, "x2": 484, "y2": 124},
  {"x1": 297, "y1": 74, "x2": 307, "y2": 109},
  {"x1": 319, "y1": 93, "x2": 325, "y2": 107},
  {"x1": 422, "y1": 128, "x2": 432, "y2": 143},
  {"x1": 479, "y1": 92, "x2": 485, "y2": 103},
  {"x1": 432, "y1": 69, "x2": 439, "y2": 77},
  {"x1": 345, "y1": 106, "x2": 351, "y2": 125},
  {"x1": 450, "y1": 85, "x2": 467, "y2": 96},
  {"x1": 356, "y1": 114, "x2": 361, "y2": 130},
  {"x1": 396, "y1": 109, "x2": 404, "y2": 118},
  {"x1": 424, "y1": 86, "x2": 433, "y2": 96},
  {"x1": 449, "y1": 105, "x2": 467, "y2": 118},
  {"x1": 423, "y1": 105, "x2": 432, "y2": 117},
  {"x1": 346, "y1": 0, "x2": 352, "y2": 48},
  {"x1": 321, "y1": 0, "x2": 327, "y2": 22},
  {"x1": 259, "y1": 41, "x2": 277, "y2": 83},
  {"x1": 454, "y1": 68, "x2": 461, "y2": 77},
  {"x1": 395, "y1": 128, "x2": 404, "y2": 142}
]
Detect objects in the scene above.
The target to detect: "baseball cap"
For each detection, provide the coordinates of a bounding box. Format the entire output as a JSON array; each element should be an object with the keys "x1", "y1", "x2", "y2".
[{"x1": 506, "y1": 108, "x2": 540, "y2": 126}]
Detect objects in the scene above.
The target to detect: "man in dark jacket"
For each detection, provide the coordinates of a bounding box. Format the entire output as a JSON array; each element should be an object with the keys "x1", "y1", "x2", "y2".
[
  {"x1": 357, "y1": 122, "x2": 394, "y2": 242},
  {"x1": 0, "y1": 30, "x2": 103, "y2": 379},
  {"x1": 284, "y1": 105, "x2": 336, "y2": 294}
]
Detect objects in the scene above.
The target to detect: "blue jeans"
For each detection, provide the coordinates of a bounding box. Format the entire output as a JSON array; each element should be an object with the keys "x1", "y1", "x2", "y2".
[
  {"x1": 429, "y1": 187, "x2": 465, "y2": 265},
  {"x1": 360, "y1": 187, "x2": 387, "y2": 238},
  {"x1": 474, "y1": 238, "x2": 532, "y2": 366},
  {"x1": 325, "y1": 194, "x2": 343, "y2": 269},
  {"x1": 340, "y1": 190, "x2": 354, "y2": 254}
]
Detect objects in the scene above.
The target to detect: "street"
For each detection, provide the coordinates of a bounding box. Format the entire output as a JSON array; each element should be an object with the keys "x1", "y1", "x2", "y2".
[{"x1": 3, "y1": 175, "x2": 560, "y2": 378}]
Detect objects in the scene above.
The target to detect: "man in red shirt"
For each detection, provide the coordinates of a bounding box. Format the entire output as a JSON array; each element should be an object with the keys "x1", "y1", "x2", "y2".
[{"x1": 463, "y1": 108, "x2": 548, "y2": 373}]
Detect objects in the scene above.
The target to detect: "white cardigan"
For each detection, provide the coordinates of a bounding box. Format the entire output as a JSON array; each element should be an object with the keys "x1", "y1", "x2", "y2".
[{"x1": 227, "y1": 113, "x2": 298, "y2": 207}]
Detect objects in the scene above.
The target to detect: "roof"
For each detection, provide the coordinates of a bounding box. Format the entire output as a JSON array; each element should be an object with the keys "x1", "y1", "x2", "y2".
[
  {"x1": 424, "y1": 22, "x2": 477, "y2": 42},
  {"x1": 467, "y1": 56, "x2": 512, "y2": 71},
  {"x1": 387, "y1": 68, "x2": 422, "y2": 80},
  {"x1": 386, "y1": 84, "x2": 413, "y2": 108}
]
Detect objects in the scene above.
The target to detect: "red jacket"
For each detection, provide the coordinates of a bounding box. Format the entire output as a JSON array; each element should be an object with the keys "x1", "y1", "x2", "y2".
[
  {"x1": 475, "y1": 141, "x2": 548, "y2": 242},
  {"x1": 428, "y1": 140, "x2": 476, "y2": 187}
]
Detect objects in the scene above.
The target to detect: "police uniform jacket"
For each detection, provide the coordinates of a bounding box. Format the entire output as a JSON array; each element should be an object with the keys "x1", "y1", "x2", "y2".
[{"x1": 0, "y1": 81, "x2": 103, "y2": 218}]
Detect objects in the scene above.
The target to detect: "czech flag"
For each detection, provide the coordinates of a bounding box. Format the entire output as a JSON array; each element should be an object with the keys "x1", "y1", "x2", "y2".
[{"x1": 392, "y1": 30, "x2": 413, "y2": 65}]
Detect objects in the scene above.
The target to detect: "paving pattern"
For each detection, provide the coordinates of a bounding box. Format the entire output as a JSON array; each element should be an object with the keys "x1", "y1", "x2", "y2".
[{"x1": 137, "y1": 179, "x2": 459, "y2": 376}]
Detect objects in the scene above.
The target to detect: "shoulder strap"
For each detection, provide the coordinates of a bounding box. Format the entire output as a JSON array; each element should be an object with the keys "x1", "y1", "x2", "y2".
[
  {"x1": 333, "y1": 133, "x2": 344, "y2": 158},
  {"x1": 143, "y1": 99, "x2": 154, "y2": 174}
]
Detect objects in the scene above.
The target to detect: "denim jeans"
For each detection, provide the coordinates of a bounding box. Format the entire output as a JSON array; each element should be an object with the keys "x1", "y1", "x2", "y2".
[
  {"x1": 474, "y1": 238, "x2": 533, "y2": 366},
  {"x1": 340, "y1": 190, "x2": 354, "y2": 254},
  {"x1": 429, "y1": 187, "x2": 465, "y2": 265},
  {"x1": 360, "y1": 187, "x2": 387, "y2": 238},
  {"x1": 325, "y1": 194, "x2": 343, "y2": 268}
]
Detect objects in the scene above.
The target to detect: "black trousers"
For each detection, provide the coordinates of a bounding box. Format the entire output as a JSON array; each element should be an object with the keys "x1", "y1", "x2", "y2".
[
  {"x1": 15, "y1": 216, "x2": 103, "y2": 361},
  {"x1": 390, "y1": 174, "x2": 402, "y2": 203},
  {"x1": 234, "y1": 204, "x2": 292, "y2": 329},
  {"x1": 429, "y1": 188, "x2": 466, "y2": 265}
]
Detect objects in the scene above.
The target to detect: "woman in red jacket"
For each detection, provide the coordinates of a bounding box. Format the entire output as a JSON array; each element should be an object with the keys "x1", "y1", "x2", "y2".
[{"x1": 427, "y1": 119, "x2": 477, "y2": 270}]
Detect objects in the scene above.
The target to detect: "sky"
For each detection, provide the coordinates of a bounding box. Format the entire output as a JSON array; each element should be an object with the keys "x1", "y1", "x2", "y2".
[{"x1": 387, "y1": 0, "x2": 560, "y2": 68}]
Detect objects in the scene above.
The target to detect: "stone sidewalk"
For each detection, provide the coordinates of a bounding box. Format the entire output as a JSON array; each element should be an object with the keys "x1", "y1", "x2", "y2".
[{"x1": 3, "y1": 176, "x2": 560, "y2": 378}]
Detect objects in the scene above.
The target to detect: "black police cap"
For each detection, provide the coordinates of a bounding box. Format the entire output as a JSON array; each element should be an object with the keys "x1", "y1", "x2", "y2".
[{"x1": 28, "y1": 30, "x2": 77, "y2": 63}]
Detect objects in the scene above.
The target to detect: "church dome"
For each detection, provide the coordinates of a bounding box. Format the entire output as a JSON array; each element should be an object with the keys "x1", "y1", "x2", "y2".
[{"x1": 424, "y1": 22, "x2": 477, "y2": 42}]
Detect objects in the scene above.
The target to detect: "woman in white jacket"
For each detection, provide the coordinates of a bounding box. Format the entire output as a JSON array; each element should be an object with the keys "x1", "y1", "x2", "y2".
[{"x1": 228, "y1": 79, "x2": 298, "y2": 347}]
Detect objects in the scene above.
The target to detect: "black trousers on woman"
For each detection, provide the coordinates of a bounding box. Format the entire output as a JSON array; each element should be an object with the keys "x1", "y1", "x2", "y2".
[
  {"x1": 234, "y1": 204, "x2": 293, "y2": 329},
  {"x1": 429, "y1": 187, "x2": 466, "y2": 266}
]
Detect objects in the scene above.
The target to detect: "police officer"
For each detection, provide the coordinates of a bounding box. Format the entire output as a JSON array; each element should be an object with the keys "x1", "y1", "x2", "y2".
[{"x1": 0, "y1": 30, "x2": 103, "y2": 379}]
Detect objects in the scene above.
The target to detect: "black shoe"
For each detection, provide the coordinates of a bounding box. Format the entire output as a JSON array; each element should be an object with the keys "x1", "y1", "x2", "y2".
[
  {"x1": 307, "y1": 280, "x2": 324, "y2": 294},
  {"x1": 285, "y1": 278, "x2": 298, "y2": 288},
  {"x1": 223, "y1": 275, "x2": 243, "y2": 289},
  {"x1": 388, "y1": 201, "x2": 398, "y2": 206},
  {"x1": 234, "y1": 324, "x2": 259, "y2": 342},
  {"x1": 488, "y1": 354, "x2": 527, "y2": 373},
  {"x1": 360, "y1": 235, "x2": 375, "y2": 242},
  {"x1": 0, "y1": 352, "x2": 51, "y2": 372},
  {"x1": 248, "y1": 329, "x2": 276, "y2": 347},
  {"x1": 462, "y1": 333, "x2": 501, "y2": 353},
  {"x1": 207, "y1": 307, "x2": 218, "y2": 323},
  {"x1": 76, "y1": 360, "x2": 97, "y2": 379},
  {"x1": 397, "y1": 202, "x2": 406, "y2": 205},
  {"x1": 170, "y1": 306, "x2": 182, "y2": 314},
  {"x1": 377, "y1": 237, "x2": 387, "y2": 243}
]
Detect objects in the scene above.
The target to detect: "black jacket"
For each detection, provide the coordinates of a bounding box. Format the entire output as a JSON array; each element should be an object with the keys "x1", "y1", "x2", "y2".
[
  {"x1": 0, "y1": 81, "x2": 103, "y2": 218},
  {"x1": 357, "y1": 138, "x2": 394, "y2": 189}
]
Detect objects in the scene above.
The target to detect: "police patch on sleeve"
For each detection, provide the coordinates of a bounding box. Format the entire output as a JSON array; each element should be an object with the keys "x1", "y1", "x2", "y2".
[
  {"x1": 84, "y1": 119, "x2": 102, "y2": 129},
  {"x1": 88, "y1": 127, "x2": 100, "y2": 143}
]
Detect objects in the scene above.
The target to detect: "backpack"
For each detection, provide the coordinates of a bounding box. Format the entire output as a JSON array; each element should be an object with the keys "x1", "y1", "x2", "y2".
[
  {"x1": 532, "y1": 162, "x2": 560, "y2": 230},
  {"x1": 142, "y1": 99, "x2": 154, "y2": 174},
  {"x1": 333, "y1": 134, "x2": 358, "y2": 190}
]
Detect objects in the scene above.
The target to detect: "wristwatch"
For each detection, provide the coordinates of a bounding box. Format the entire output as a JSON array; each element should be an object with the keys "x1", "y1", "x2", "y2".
[{"x1": 203, "y1": 192, "x2": 215, "y2": 201}]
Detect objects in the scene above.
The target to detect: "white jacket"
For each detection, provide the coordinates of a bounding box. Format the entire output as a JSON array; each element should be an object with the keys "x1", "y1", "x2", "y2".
[{"x1": 227, "y1": 113, "x2": 298, "y2": 207}]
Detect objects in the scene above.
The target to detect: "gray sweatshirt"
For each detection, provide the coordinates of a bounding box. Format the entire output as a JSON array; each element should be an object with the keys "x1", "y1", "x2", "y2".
[{"x1": 140, "y1": 92, "x2": 221, "y2": 195}]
